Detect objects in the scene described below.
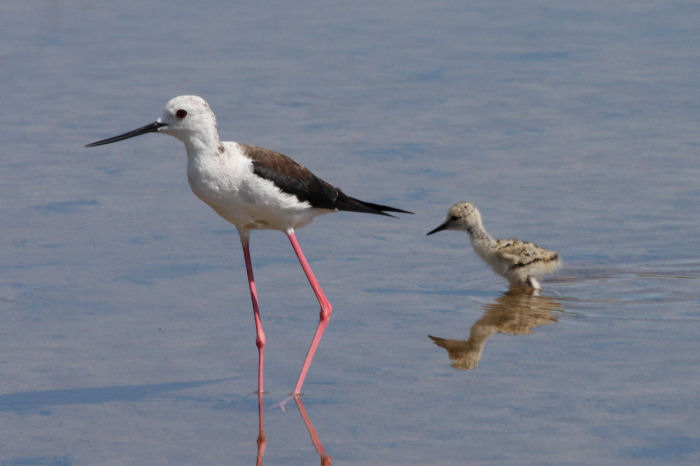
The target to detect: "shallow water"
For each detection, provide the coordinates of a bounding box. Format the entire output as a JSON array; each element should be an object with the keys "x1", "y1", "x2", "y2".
[{"x1": 1, "y1": 1, "x2": 699, "y2": 464}]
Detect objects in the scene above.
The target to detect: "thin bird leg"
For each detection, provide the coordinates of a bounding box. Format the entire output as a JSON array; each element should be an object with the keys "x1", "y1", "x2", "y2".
[
  {"x1": 240, "y1": 234, "x2": 266, "y2": 394},
  {"x1": 286, "y1": 229, "x2": 333, "y2": 395}
]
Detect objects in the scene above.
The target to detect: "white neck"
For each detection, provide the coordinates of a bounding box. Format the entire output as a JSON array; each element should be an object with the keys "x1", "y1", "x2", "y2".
[
  {"x1": 466, "y1": 219, "x2": 494, "y2": 244},
  {"x1": 465, "y1": 220, "x2": 497, "y2": 265},
  {"x1": 181, "y1": 127, "x2": 221, "y2": 161}
]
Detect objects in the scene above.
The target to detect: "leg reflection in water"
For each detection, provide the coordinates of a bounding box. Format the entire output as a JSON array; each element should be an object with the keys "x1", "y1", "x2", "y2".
[
  {"x1": 256, "y1": 392, "x2": 266, "y2": 466},
  {"x1": 256, "y1": 394, "x2": 331, "y2": 465},
  {"x1": 295, "y1": 395, "x2": 332, "y2": 465}
]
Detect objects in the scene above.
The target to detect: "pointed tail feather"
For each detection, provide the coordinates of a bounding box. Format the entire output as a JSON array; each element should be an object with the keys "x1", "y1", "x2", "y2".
[{"x1": 336, "y1": 194, "x2": 413, "y2": 217}]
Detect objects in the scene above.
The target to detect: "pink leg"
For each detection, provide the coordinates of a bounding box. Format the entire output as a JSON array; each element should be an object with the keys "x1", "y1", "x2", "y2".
[
  {"x1": 241, "y1": 234, "x2": 266, "y2": 394},
  {"x1": 287, "y1": 229, "x2": 333, "y2": 395},
  {"x1": 294, "y1": 395, "x2": 331, "y2": 464},
  {"x1": 256, "y1": 392, "x2": 266, "y2": 466}
]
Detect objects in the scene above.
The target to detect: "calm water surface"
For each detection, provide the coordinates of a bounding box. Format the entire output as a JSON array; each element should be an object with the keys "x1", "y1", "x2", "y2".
[{"x1": 1, "y1": 1, "x2": 699, "y2": 464}]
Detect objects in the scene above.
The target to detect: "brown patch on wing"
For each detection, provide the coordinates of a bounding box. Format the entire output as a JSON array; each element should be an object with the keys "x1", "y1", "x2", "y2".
[
  {"x1": 240, "y1": 143, "x2": 411, "y2": 216},
  {"x1": 240, "y1": 144, "x2": 314, "y2": 180},
  {"x1": 240, "y1": 143, "x2": 341, "y2": 209}
]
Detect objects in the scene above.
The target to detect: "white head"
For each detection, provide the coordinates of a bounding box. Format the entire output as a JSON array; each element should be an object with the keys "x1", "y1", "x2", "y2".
[
  {"x1": 426, "y1": 201, "x2": 483, "y2": 236},
  {"x1": 85, "y1": 95, "x2": 219, "y2": 148},
  {"x1": 158, "y1": 95, "x2": 218, "y2": 142}
]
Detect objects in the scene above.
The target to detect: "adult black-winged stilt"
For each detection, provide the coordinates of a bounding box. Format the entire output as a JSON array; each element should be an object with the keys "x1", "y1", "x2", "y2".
[{"x1": 86, "y1": 95, "x2": 410, "y2": 395}]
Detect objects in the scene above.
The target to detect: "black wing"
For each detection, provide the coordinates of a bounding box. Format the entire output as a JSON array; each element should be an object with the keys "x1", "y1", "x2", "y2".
[{"x1": 241, "y1": 144, "x2": 411, "y2": 216}]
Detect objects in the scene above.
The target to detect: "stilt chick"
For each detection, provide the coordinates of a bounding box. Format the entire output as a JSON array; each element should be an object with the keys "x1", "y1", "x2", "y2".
[{"x1": 427, "y1": 201, "x2": 560, "y2": 290}]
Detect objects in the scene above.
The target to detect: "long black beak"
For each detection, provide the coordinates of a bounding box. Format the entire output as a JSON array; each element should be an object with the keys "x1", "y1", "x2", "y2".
[
  {"x1": 85, "y1": 121, "x2": 167, "y2": 147},
  {"x1": 426, "y1": 222, "x2": 449, "y2": 236}
]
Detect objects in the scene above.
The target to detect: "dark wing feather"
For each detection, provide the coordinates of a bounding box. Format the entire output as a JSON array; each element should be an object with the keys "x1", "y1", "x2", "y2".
[
  {"x1": 241, "y1": 143, "x2": 412, "y2": 216},
  {"x1": 242, "y1": 144, "x2": 339, "y2": 209}
]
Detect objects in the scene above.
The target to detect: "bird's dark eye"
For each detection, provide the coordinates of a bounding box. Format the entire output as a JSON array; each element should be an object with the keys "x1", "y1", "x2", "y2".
[
  {"x1": 176, "y1": 109, "x2": 188, "y2": 119},
  {"x1": 450, "y1": 216, "x2": 458, "y2": 221}
]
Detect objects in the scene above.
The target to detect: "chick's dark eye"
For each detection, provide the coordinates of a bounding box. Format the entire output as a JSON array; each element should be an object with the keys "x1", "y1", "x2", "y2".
[{"x1": 176, "y1": 109, "x2": 187, "y2": 119}]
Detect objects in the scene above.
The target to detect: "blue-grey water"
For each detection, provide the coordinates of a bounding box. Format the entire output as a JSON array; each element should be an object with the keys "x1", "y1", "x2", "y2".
[{"x1": 2, "y1": 1, "x2": 699, "y2": 464}]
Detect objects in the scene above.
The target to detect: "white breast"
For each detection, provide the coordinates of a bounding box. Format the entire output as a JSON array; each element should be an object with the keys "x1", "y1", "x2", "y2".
[{"x1": 186, "y1": 142, "x2": 327, "y2": 231}]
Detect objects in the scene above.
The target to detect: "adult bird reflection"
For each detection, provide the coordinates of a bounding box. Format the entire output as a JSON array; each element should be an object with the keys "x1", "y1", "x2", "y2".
[
  {"x1": 256, "y1": 394, "x2": 331, "y2": 465},
  {"x1": 256, "y1": 393, "x2": 266, "y2": 466},
  {"x1": 86, "y1": 96, "x2": 410, "y2": 395},
  {"x1": 429, "y1": 289, "x2": 562, "y2": 370}
]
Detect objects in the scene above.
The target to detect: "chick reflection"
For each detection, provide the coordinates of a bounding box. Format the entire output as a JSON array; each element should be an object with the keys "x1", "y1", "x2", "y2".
[{"x1": 429, "y1": 290, "x2": 561, "y2": 370}]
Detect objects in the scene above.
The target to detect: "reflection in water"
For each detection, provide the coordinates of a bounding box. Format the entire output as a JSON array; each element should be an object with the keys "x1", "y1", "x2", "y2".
[
  {"x1": 294, "y1": 396, "x2": 332, "y2": 465},
  {"x1": 429, "y1": 289, "x2": 562, "y2": 370},
  {"x1": 256, "y1": 395, "x2": 331, "y2": 465},
  {"x1": 256, "y1": 393, "x2": 266, "y2": 466}
]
